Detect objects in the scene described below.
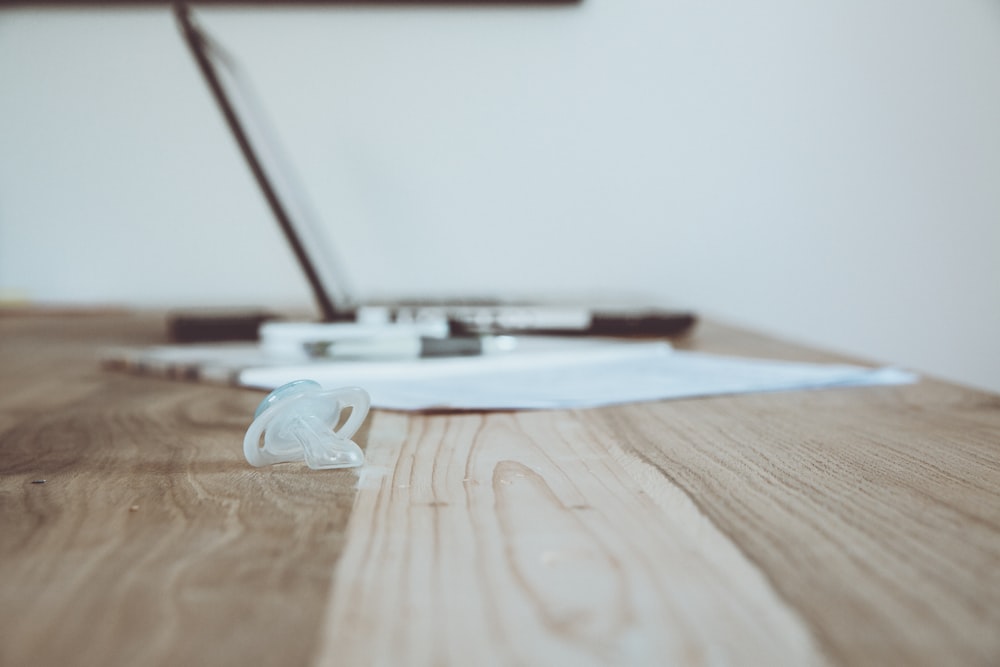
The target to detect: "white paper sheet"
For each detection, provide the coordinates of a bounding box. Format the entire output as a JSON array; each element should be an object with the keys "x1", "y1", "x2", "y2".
[{"x1": 238, "y1": 339, "x2": 917, "y2": 411}]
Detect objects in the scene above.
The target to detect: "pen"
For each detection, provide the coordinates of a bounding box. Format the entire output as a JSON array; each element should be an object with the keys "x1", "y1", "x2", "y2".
[{"x1": 303, "y1": 335, "x2": 517, "y2": 361}]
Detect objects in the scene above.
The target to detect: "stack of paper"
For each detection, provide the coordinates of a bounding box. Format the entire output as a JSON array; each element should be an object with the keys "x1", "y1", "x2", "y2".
[{"x1": 237, "y1": 339, "x2": 916, "y2": 411}]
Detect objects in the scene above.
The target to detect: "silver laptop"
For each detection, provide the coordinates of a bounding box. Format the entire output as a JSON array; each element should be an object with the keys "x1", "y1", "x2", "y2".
[{"x1": 173, "y1": 2, "x2": 695, "y2": 338}]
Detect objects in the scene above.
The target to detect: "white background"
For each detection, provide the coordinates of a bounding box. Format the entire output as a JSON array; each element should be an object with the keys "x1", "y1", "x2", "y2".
[{"x1": 2, "y1": 0, "x2": 999, "y2": 392}]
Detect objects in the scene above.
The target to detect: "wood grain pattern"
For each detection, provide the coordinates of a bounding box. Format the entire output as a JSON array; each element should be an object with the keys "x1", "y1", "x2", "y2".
[
  {"x1": 593, "y1": 387, "x2": 1000, "y2": 666},
  {"x1": 2, "y1": 311, "x2": 999, "y2": 666},
  {"x1": 0, "y1": 313, "x2": 361, "y2": 666},
  {"x1": 317, "y1": 410, "x2": 822, "y2": 666}
]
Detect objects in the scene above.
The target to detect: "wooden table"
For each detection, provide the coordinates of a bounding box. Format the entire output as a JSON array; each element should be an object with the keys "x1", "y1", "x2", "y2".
[{"x1": 2, "y1": 310, "x2": 998, "y2": 666}]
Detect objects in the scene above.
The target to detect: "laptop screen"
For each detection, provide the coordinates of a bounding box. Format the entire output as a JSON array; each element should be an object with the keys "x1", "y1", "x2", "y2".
[{"x1": 174, "y1": 2, "x2": 355, "y2": 321}]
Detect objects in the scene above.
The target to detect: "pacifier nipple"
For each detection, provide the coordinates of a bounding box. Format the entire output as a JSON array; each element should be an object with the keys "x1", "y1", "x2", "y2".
[{"x1": 243, "y1": 380, "x2": 371, "y2": 470}]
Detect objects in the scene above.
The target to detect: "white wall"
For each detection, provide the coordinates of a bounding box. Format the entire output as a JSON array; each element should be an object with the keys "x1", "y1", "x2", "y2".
[{"x1": 2, "y1": 1, "x2": 999, "y2": 393}]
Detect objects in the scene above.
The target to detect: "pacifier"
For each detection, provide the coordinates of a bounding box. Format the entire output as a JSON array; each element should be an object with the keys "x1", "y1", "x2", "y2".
[{"x1": 243, "y1": 380, "x2": 370, "y2": 470}]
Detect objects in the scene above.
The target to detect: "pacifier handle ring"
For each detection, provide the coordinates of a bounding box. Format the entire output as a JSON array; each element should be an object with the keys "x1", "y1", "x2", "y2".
[
  {"x1": 322, "y1": 386, "x2": 371, "y2": 442},
  {"x1": 244, "y1": 394, "x2": 304, "y2": 467}
]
